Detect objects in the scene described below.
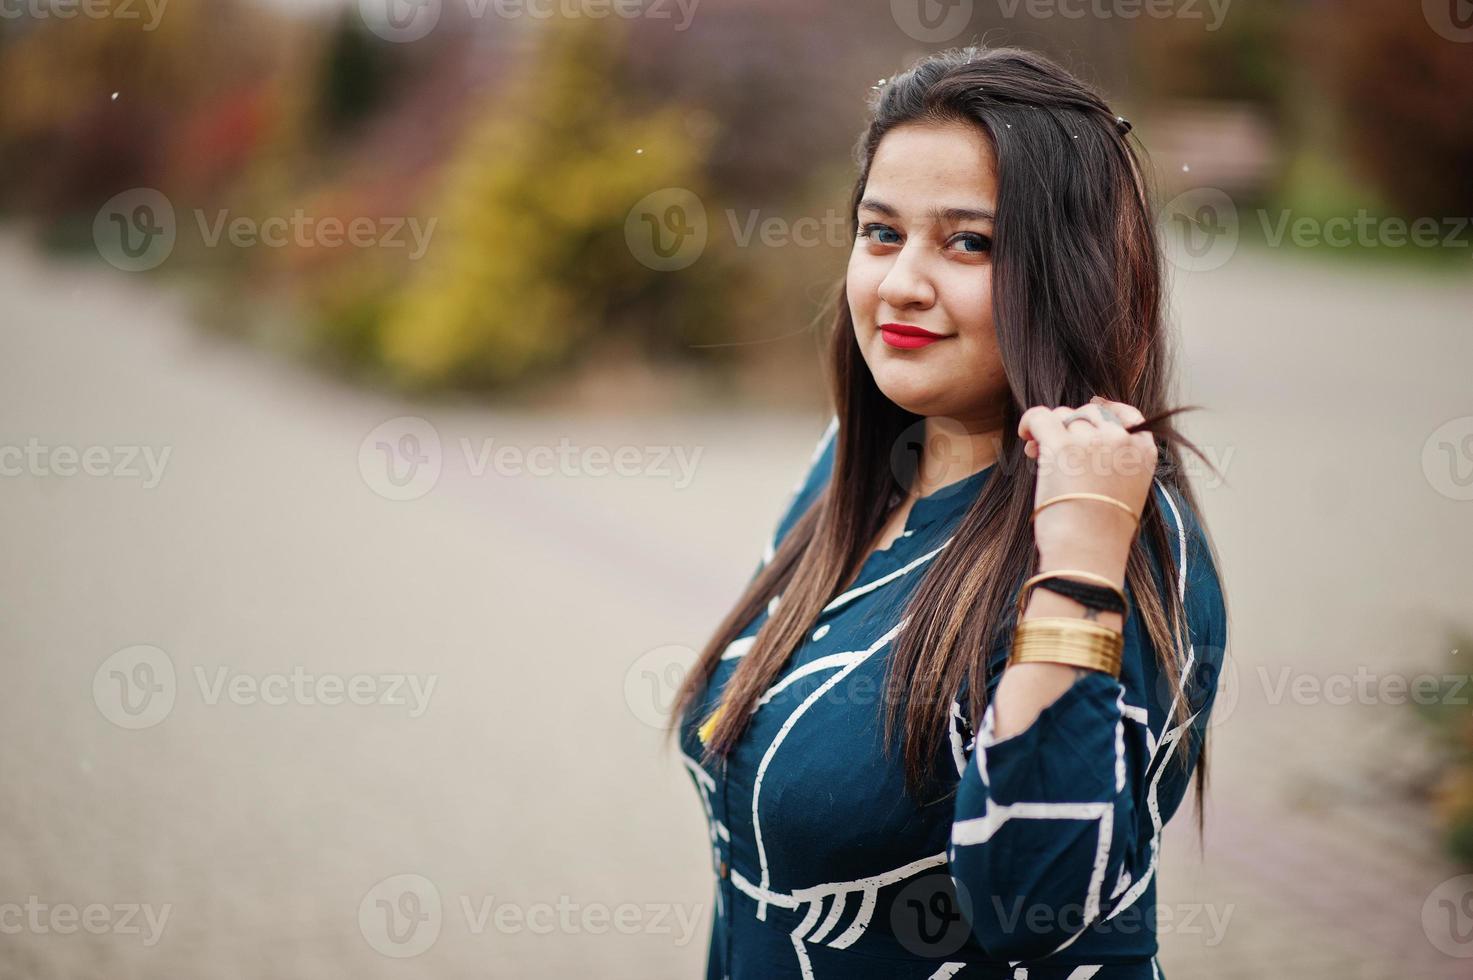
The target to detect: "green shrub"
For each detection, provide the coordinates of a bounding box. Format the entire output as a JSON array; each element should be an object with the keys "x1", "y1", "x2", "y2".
[{"x1": 376, "y1": 17, "x2": 713, "y2": 391}]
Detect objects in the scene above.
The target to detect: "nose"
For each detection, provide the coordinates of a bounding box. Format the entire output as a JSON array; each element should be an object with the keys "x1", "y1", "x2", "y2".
[{"x1": 876, "y1": 241, "x2": 935, "y2": 311}]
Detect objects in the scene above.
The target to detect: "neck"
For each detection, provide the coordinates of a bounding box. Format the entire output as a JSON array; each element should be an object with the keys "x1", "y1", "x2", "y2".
[{"x1": 911, "y1": 415, "x2": 1004, "y2": 497}]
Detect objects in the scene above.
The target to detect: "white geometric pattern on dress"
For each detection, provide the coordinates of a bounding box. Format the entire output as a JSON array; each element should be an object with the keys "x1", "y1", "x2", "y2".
[
  {"x1": 751, "y1": 623, "x2": 906, "y2": 920},
  {"x1": 949, "y1": 480, "x2": 1206, "y2": 962},
  {"x1": 696, "y1": 430, "x2": 1215, "y2": 976}
]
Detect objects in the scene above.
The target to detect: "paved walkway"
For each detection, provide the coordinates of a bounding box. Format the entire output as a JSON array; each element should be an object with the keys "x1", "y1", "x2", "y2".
[{"x1": 1, "y1": 232, "x2": 1470, "y2": 977}]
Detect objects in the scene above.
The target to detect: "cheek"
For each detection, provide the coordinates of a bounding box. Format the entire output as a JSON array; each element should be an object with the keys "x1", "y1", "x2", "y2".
[
  {"x1": 944, "y1": 268, "x2": 995, "y2": 342},
  {"x1": 845, "y1": 250, "x2": 879, "y2": 320}
]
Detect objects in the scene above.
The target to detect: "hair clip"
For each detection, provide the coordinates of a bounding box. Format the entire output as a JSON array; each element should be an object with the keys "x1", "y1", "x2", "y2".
[{"x1": 1115, "y1": 115, "x2": 1133, "y2": 136}]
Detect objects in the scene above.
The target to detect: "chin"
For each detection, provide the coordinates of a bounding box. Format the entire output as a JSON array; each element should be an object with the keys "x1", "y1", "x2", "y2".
[{"x1": 870, "y1": 361, "x2": 946, "y2": 416}]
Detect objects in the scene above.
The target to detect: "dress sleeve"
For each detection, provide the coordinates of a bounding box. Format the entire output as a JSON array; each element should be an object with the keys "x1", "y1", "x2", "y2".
[{"x1": 947, "y1": 481, "x2": 1229, "y2": 962}]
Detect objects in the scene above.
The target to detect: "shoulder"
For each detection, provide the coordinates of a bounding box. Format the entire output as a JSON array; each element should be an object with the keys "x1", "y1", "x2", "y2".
[
  {"x1": 1133, "y1": 479, "x2": 1229, "y2": 712},
  {"x1": 1144, "y1": 480, "x2": 1226, "y2": 636},
  {"x1": 763, "y1": 414, "x2": 838, "y2": 564}
]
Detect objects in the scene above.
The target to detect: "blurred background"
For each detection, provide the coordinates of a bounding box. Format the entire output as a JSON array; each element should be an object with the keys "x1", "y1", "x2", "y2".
[{"x1": 2, "y1": 0, "x2": 1471, "y2": 976}]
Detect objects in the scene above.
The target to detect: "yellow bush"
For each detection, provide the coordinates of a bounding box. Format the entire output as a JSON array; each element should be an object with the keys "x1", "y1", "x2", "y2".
[{"x1": 378, "y1": 16, "x2": 709, "y2": 390}]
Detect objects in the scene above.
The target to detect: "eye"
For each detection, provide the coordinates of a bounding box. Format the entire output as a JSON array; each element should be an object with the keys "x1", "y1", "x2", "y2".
[
  {"x1": 948, "y1": 231, "x2": 992, "y2": 254},
  {"x1": 857, "y1": 222, "x2": 901, "y2": 246}
]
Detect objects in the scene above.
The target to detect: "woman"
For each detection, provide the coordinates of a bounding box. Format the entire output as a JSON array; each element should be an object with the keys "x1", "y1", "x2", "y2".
[{"x1": 668, "y1": 45, "x2": 1229, "y2": 979}]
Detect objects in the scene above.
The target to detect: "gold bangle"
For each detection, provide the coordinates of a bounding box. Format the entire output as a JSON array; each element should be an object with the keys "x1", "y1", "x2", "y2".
[
  {"x1": 1009, "y1": 617, "x2": 1123, "y2": 676},
  {"x1": 1016, "y1": 569, "x2": 1128, "y2": 617},
  {"x1": 1011, "y1": 630, "x2": 1121, "y2": 676},
  {"x1": 1013, "y1": 616, "x2": 1122, "y2": 650},
  {"x1": 1013, "y1": 617, "x2": 1124, "y2": 643},
  {"x1": 1011, "y1": 643, "x2": 1121, "y2": 676},
  {"x1": 1032, "y1": 492, "x2": 1138, "y2": 525}
]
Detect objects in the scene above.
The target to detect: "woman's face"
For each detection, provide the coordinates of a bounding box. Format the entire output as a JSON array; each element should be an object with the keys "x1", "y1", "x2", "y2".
[{"x1": 847, "y1": 120, "x2": 1009, "y2": 426}]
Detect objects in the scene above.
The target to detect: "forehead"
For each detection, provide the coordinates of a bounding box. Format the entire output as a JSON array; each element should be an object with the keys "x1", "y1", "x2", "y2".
[{"x1": 865, "y1": 120, "x2": 997, "y2": 210}]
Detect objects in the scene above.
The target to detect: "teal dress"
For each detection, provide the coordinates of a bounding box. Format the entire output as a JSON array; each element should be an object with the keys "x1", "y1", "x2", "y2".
[{"x1": 679, "y1": 418, "x2": 1228, "y2": 979}]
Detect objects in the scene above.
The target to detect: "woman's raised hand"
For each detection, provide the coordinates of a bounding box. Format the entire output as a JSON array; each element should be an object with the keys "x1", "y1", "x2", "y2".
[{"x1": 1017, "y1": 395, "x2": 1157, "y2": 573}]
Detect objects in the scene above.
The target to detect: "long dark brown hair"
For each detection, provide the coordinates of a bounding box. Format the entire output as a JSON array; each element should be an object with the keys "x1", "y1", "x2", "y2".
[{"x1": 668, "y1": 45, "x2": 1226, "y2": 834}]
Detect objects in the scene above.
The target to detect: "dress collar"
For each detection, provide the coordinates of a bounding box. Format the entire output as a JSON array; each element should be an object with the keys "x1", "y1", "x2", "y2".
[{"x1": 903, "y1": 462, "x2": 997, "y2": 531}]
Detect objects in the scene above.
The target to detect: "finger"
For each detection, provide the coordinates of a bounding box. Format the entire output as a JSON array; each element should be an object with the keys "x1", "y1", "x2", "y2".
[
  {"x1": 1091, "y1": 397, "x2": 1146, "y2": 428},
  {"x1": 1094, "y1": 404, "x2": 1129, "y2": 430},
  {"x1": 1057, "y1": 403, "x2": 1120, "y2": 435},
  {"x1": 1072, "y1": 402, "x2": 1141, "y2": 439},
  {"x1": 1019, "y1": 405, "x2": 1069, "y2": 446}
]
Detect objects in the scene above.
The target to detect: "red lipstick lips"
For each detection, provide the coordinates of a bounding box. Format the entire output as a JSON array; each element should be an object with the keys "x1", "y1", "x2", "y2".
[{"x1": 879, "y1": 323, "x2": 948, "y2": 350}]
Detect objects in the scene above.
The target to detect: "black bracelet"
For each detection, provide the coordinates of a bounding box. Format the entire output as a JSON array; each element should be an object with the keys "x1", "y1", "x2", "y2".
[{"x1": 1034, "y1": 576, "x2": 1127, "y2": 615}]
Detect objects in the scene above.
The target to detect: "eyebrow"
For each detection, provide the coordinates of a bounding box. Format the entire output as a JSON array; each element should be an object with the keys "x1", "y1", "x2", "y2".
[{"x1": 857, "y1": 198, "x2": 996, "y2": 223}]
